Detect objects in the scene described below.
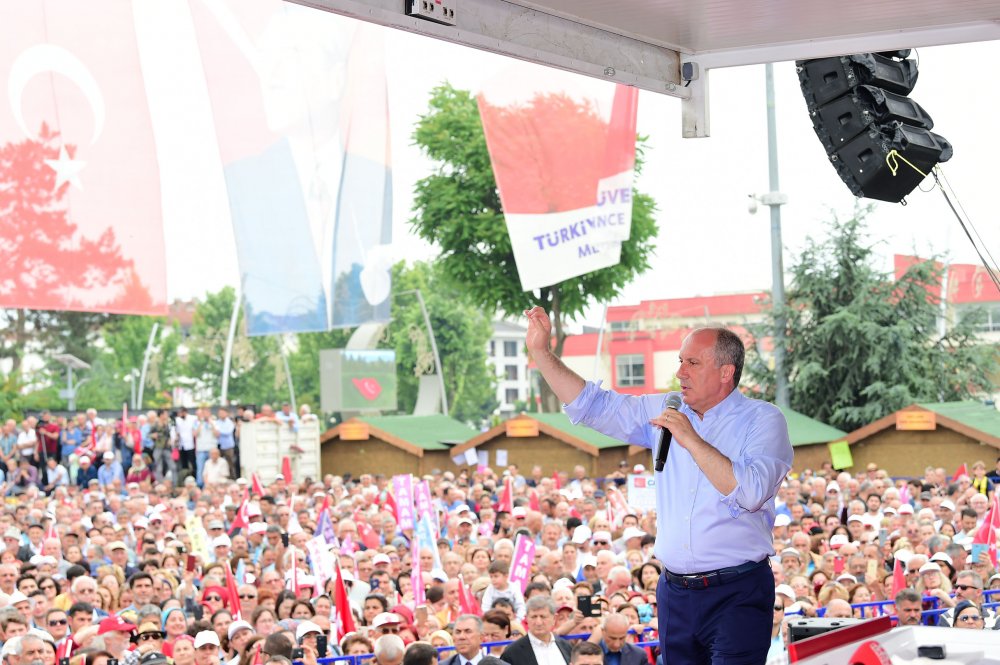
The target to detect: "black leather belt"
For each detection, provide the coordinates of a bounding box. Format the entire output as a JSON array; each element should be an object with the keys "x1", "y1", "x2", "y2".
[{"x1": 663, "y1": 558, "x2": 768, "y2": 589}]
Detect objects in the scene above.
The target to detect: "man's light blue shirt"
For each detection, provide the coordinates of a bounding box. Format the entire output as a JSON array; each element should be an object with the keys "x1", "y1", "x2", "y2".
[{"x1": 565, "y1": 382, "x2": 793, "y2": 574}]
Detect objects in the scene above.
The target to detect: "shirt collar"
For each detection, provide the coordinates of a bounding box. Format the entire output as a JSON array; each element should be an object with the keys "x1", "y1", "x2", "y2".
[
  {"x1": 687, "y1": 387, "x2": 743, "y2": 421},
  {"x1": 528, "y1": 632, "x2": 554, "y2": 648}
]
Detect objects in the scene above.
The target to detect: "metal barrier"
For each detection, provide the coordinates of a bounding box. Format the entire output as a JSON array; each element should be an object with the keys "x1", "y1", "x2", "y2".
[
  {"x1": 310, "y1": 628, "x2": 658, "y2": 665},
  {"x1": 308, "y1": 592, "x2": 1000, "y2": 664}
]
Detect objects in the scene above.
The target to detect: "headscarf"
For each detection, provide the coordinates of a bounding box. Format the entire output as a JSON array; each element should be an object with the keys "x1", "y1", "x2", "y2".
[
  {"x1": 162, "y1": 607, "x2": 186, "y2": 630},
  {"x1": 201, "y1": 585, "x2": 230, "y2": 609}
]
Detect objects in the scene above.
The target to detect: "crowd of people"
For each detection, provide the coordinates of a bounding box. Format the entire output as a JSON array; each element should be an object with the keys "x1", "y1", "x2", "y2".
[{"x1": 0, "y1": 403, "x2": 998, "y2": 665}]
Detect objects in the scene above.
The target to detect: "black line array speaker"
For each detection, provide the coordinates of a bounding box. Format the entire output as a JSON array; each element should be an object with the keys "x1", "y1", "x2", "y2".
[{"x1": 797, "y1": 52, "x2": 952, "y2": 203}]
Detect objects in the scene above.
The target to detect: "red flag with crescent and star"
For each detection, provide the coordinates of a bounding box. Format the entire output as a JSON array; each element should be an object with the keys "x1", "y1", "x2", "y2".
[{"x1": 0, "y1": 1, "x2": 166, "y2": 314}]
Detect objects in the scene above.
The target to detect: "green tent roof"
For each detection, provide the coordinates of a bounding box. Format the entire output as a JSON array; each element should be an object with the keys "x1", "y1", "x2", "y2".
[
  {"x1": 918, "y1": 401, "x2": 1000, "y2": 439},
  {"x1": 778, "y1": 407, "x2": 848, "y2": 447},
  {"x1": 356, "y1": 415, "x2": 479, "y2": 450},
  {"x1": 529, "y1": 408, "x2": 847, "y2": 449},
  {"x1": 531, "y1": 412, "x2": 627, "y2": 449}
]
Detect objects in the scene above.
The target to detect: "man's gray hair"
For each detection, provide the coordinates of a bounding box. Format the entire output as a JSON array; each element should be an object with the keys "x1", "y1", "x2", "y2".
[
  {"x1": 455, "y1": 615, "x2": 483, "y2": 631},
  {"x1": 373, "y1": 634, "x2": 405, "y2": 660},
  {"x1": 956, "y1": 570, "x2": 983, "y2": 587},
  {"x1": 525, "y1": 595, "x2": 555, "y2": 615},
  {"x1": 14, "y1": 635, "x2": 42, "y2": 656}
]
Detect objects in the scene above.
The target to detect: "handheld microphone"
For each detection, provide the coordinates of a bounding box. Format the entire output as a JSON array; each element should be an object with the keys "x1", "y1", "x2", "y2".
[{"x1": 654, "y1": 394, "x2": 683, "y2": 472}]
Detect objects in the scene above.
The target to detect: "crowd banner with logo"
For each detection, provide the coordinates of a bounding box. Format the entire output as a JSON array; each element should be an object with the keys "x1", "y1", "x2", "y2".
[
  {"x1": 508, "y1": 534, "x2": 536, "y2": 593},
  {"x1": 478, "y1": 64, "x2": 639, "y2": 291},
  {"x1": 392, "y1": 474, "x2": 415, "y2": 531},
  {"x1": 190, "y1": 0, "x2": 392, "y2": 334},
  {"x1": 0, "y1": 1, "x2": 167, "y2": 314}
]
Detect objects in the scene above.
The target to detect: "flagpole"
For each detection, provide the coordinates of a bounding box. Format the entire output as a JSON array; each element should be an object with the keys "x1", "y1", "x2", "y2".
[
  {"x1": 137, "y1": 321, "x2": 159, "y2": 410},
  {"x1": 221, "y1": 285, "x2": 242, "y2": 405}
]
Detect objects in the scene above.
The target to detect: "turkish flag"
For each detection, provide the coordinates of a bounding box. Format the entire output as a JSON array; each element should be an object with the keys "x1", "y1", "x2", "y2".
[
  {"x1": 228, "y1": 490, "x2": 250, "y2": 535},
  {"x1": 0, "y1": 1, "x2": 166, "y2": 314},
  {"x1": 281, "y1": 456, "x2": 293, "y2": 483},
  {"x1": 952, "y1": 463, "x2": 968, "y2": 482},
  {"x1": 971, "y1": 494, "x2": 999, "y2": 568},
  {"x1": 225, "y1": 561, "x2": 243, "y2": 620},
  {"x1": 496, "y1": 476, "x2": 514, "y2": 514},
  {"x1": 332, "y1": 563, "x2": 357, "y2": 641},
  {"x1": 891, "y1": 558, "x2": 907, "y2": 599},
  {"x1": 251, "y1": 473, "x2": 265, "y2": 497}
]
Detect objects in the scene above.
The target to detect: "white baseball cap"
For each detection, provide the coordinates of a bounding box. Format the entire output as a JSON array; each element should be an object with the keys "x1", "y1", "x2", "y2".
[
  {"x1": 194, "y1": 631, "x2": 220, "y2": 649},
  {"x1": 571, "y1": 525, "x2": 592, "y2": 544},
  {"x1": 372, "y1": 613, "x2": 401, "y2": 629},
  {"x1": 774, "y1": 584, "x2": 795, "y2": 601},
  {"x1": 773, "y1": 514, "x2": 791, "y2": 528},
  {"x1": 295, "y1": 621, "x2": 322, "y2": 641},
  {"x1": 829, "y1": 534, "x2": 849, "y2": 549},
  {"x1": 621, "y1": 527, "x2": 645, "y2": 541},
  {"x1": 227, "y1": 621, "x2": 253, "y2": 641}
]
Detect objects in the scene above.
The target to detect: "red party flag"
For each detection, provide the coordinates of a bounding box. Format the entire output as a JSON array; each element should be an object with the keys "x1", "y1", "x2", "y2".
[
  {"x1": 496, "y1": 476, "x2": 514, "y2": 514},
  {"x1": 332, "y1": 563, "x2": 357, "y2": 641},
  {"x1": 356, "y1": 517, "x2": 380, "y2": 551},
  {"x1": 384, "y1": 491, "x2": 398, "y2": 520},
  {"x1": 55, "y1": 636, "x2": 74, "y2": 661},
  {"x1": 552, "y1": 470, "x2": 561, "y2": 490},
  {"x1": 251, "y1": 472, "x2": 265, "y2": 497},
  {"x1": 891, "y1": 558, "x2": 907, "y2": 599},
  {"x1": 228, "y1": 489, "x2": 250, "y2": 535},
  {"x1": 952, "y1": 463, "x2": 968, "y2": 482},
  {"x1": 225, "y1": 561, "x2": 243, "y2": 620},
  {"x1": 529, "y1": 490, "x2": 540, "y2": 512},
  {"x1": 281, "y1": 456, "x2": 293, "y2": 483},
  {"x1": 251, "y1": 642, "x2": 263, "y2": 665},
  {"x1": 457, "y1": 580, "x2": 482, "y2": 617},
  {"x1": 971, "y1": 494, "x2": 1000, "y2": 567}
]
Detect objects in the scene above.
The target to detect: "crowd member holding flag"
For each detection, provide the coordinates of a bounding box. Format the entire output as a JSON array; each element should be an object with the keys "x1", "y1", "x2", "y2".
[{"x1": 524, "y1": 306, "x2": 793, "y2": 665}]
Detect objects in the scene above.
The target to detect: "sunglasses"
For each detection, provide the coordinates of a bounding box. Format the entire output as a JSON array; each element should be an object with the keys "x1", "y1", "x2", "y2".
[
  {"x1": 204, "y1": 595, "x2": 222, "y2": 602},
  {"x1": 139, "y1": 633, "x2": 165, "y2": 641},
  {"x1": 48, "y1": 619, "x2": 68, "y2": 626},
  {"x1": 593, "y1": 541, "x2": 609, "y2": 546},
  {"x1": 41, "y1": 585, "x2": 56, "y2": 591},
  {"x1": 239, "y1": 594, "x2": 257, "y2": 599},
  {"x1": 955, "y1": 584, "x2": 982, "y2": 591},
  {"x1": 379, "y1": 627, "x2": 400, "y2": 634},
  {"x1": 957, "y1": 615, "x2": 983, "y2": 623}
]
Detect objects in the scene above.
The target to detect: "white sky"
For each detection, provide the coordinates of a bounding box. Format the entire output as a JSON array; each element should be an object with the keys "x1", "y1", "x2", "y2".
[{"x1": 164, "y1": 27, "x2": 1000, "y2": 331}]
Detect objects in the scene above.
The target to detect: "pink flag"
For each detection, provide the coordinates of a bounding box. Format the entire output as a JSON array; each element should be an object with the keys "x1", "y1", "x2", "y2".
[
  {"x1": 508, "y1": 534, "x2": 536, "y2": 593},
  {"x1": 392, "y1": 474, "x2": 415, "y2": 531},
  {"x1": 0, "y1": 1, "x2": 166, "y2": 314},
  {"x1": 410, "y1": 536, "x2": 426, "y2": 607}
]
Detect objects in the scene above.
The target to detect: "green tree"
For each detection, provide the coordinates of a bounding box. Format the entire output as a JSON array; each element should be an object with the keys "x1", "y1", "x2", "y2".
[
  {"x1": 386, "y1": 261, "x2": 498, "y2": 423},
  {"x1": 745, "y1": 208, "x2": 998, "y2": 431},
  {"x1": 184, "y1": 287, "x2": 286, "y2": 407},
  {"x1": 410, "y1": 84, "x2": 658, "y2": 411},
  {"x1": 77, "y1": 316, "x2": 182, "y2": 409}
]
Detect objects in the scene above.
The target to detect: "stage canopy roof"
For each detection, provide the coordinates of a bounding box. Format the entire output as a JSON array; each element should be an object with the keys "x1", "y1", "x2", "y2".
[{"x1": 295, "y1": 0, "x2": 1000, "y2": 135}]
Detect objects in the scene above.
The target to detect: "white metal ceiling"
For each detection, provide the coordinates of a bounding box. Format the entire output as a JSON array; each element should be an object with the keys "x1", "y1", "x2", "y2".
[{"x1": 509, "y1": 0, "x2": 1000, "y2": 55}]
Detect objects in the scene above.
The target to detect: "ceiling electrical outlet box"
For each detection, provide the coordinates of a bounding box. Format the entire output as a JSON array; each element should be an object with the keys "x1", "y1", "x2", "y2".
[{"x1": 406, "y1": 0, "x2": 457, "y2": 26}]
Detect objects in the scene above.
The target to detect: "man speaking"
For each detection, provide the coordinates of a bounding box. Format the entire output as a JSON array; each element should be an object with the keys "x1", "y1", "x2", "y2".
[{"x1": 524, "y1": 307, "x2": 793, "y2": 664}]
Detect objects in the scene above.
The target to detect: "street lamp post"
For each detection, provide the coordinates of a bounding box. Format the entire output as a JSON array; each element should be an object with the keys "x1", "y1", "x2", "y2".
[
  {"x1": 747, "y1": 62, "x2": 790, "y2": 409},
  {"x1": 53, "y1": 354, "x2": 90, "y2": 411}
]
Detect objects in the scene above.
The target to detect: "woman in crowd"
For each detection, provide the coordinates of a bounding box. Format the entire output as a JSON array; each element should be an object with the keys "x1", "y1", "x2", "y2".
[
  {"x1": 251, "y1": 606, "x2": 278, "y2": 636},
  {"x1": 341, "y1": 633, "x2": 373, "y2": 657},
  {"x1": 171, "y1": 635, "x2": 196, "y2": 665},
  {"x1": 161, "y1": 607, "x2": 188, "y2": 656},
  {"x1": 632, "y1": 561, "x2": 661, "y2": 593}
]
